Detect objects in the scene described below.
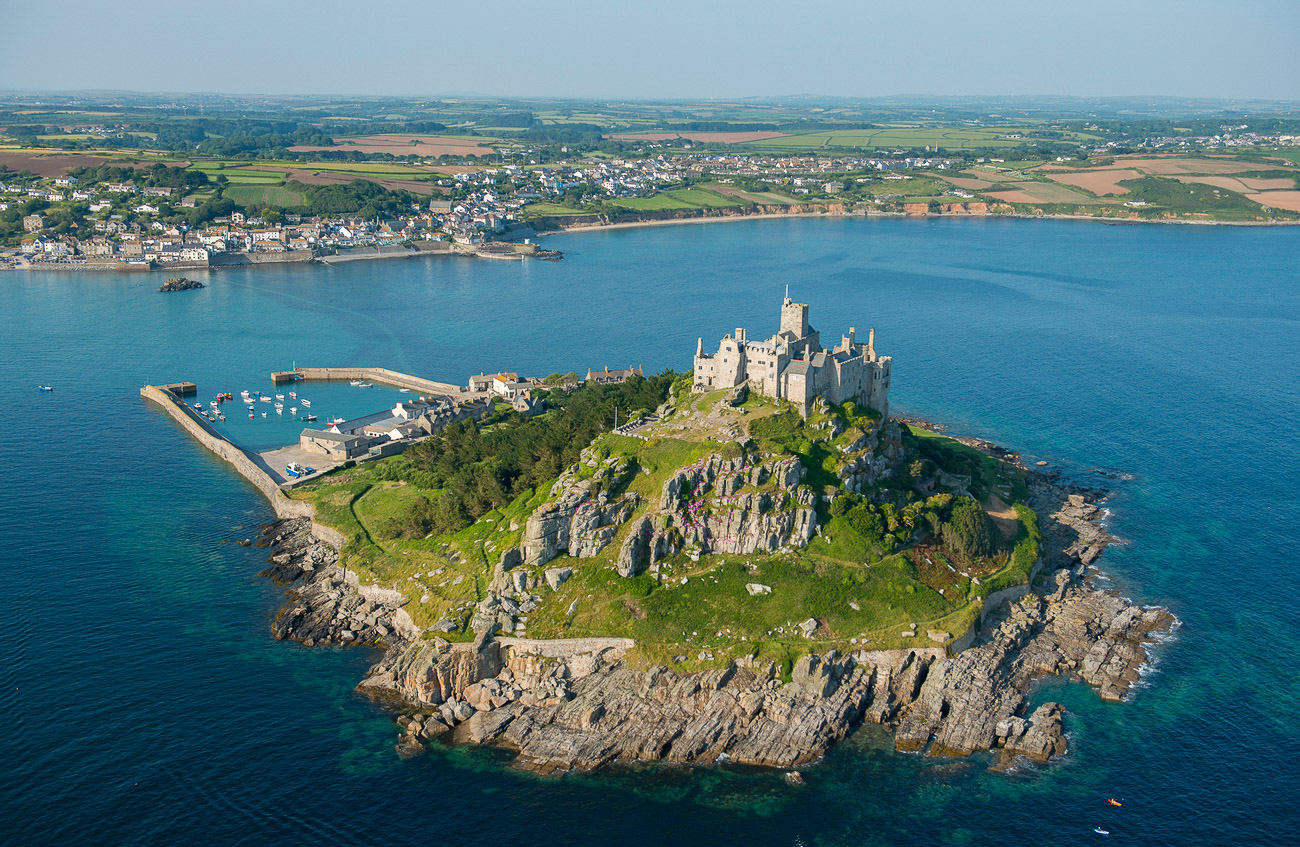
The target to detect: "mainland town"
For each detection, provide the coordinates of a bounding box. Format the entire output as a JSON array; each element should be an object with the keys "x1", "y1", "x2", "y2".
[{"x1": 4, "y1": 116, "x2": 1298, "y2": 270}]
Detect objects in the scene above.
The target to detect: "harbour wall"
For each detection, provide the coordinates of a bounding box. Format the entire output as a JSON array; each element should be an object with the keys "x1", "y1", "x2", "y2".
[
  {"x1": 140, "y1": 384, "x2": 345, "y2": 549},
  {"x1": 273, "y1": 366, "x2": 464, "y2": 396}
]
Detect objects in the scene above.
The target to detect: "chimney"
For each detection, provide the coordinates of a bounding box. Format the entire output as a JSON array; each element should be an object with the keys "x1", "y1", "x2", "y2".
[
  {"x1": 849, "y1": 327, "x2": 856, "y2": 345},
  {"x1": 868, "y1": 328, "x2": 876, "y2": 356}
]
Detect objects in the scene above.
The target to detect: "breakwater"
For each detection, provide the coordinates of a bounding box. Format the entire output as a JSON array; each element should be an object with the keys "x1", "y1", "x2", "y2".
[
  {"x1": 271, "y1": 366, "x2": 464, "y2": 396},
  {"x1": 139, "y1": 384, "x2": 344, "y2": 548}
]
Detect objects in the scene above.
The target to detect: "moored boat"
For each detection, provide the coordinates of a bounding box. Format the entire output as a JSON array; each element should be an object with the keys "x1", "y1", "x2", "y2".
[{"x1": 301, "y1": 399, "x2": 311, "y2": 407}]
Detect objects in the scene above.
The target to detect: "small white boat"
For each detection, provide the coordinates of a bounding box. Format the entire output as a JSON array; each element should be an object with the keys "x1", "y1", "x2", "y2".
[
  {"x1": 398, "y1": 388, "x2": 410, "y2": 393},
  {"x1": 276, "y1": 408, "x2": 283, "y2": 415},
  {"x1": 39, "y1": 385, "x2": 54, "y2": 392},
  {"x1": 350, "y1": 380, "x2": 362, "y2": 387},
  {"x1": 274, "y1": 393, "x2": 284, "y2": 401},
  {"x1": 260, "y1": 396, "x2": 272, "y2": 403},
  {"x1": 262, "y1": 412, "x2": 267, "y2": 418},
  {"x1": 1094, "y1": 828, "x2": 1109, "y2": 836},
  {"x1": 288, "y1": 392, "x2": 297, "y2": 399},
  {"x1": 358, "y1": 382, "x2": 372, "y2": 388},
  {"x1": 289, "y1": 407, "x2": 297, "y2": 414},
  {"x1": 300, "y1": 399, "x2": 311, "y2": 407}
]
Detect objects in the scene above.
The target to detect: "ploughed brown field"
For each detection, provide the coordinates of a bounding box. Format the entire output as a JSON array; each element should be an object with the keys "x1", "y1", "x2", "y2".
[
  {"x1": 608, "y1": 131, "x2": 789, "y2": 143},
  {"x1": 1043, "y1": 168, "x2": 1144, "y2": 195},
  {"x1": 1111, "y1": 157, "x2": 1270, "y2": 175},
  {"x1": 0, "y1": 150, "x2": 114, "y2": 176},
  {"x1": 1248, "y1": 191, "x2": 1300, "y2": 212},
  {"x1": 288, "y1": 134, "x2": 495, "y2": 157}
]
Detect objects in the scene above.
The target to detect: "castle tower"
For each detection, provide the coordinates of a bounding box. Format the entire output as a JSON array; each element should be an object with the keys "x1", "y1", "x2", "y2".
[{"x1": 780, "y1": 297, "x2": 810, "y2": 339}]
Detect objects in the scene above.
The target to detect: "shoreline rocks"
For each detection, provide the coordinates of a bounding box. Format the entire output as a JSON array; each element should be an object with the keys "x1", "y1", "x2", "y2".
[{"x1": 158, "y1": 276, "x2": 204, "y2": 292}]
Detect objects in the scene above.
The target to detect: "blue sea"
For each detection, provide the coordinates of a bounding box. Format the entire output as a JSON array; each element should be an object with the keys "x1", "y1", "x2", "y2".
[{"x1": 2, "y1": 217, "x2": 1297, "y2": 845}]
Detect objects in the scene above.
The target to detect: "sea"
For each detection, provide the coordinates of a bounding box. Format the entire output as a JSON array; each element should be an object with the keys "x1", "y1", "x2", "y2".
[{"x1": 2, "y1": 216, "x2": 1297, "y2": 845}]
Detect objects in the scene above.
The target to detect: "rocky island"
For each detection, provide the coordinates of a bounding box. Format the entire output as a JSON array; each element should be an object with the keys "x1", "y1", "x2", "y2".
[
  {"x1": 240, "y1": 297, "x2": 1175, "y2": 773},
  {"x1": 157, "y1": 276, "x2": 204, "y2": 292}
]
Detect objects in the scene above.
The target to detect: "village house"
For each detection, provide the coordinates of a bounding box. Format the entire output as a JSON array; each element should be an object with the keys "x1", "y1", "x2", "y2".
[
  {"x1": 585, "y1": 366, "x2": 644, "y2": 385},
  {"x1": 469, "y1": 372, "x2": 517, "y2": 393}
]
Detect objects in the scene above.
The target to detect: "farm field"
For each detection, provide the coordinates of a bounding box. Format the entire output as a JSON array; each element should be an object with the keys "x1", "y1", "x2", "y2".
[
  {"x1": 1027, "y1": 155, "x2": 1300, "y2": 214},
  {"x1": 288, "y1": 134, "x2": 497, "y2": 157},
  {"x1": 222, "y1": 184, "x2": 307, "y2": 208},
  {"x1": 707, "y1": 184, "x2": 795, "y2": 204},
  {"x1": 983, "y1": 181, "x2": 1105, "y2": 204},
  {"x1": 1248, "y1": 191, "x2": 1300, "y2": 212},
  {"x1": 613, "y1": 187, "x2": 746, "y2": 212},
  {"x1": 742, "y1": 126, "x2": 1100, "y2": 152},
  {"x1": 608, "y1": 131, "x2": 789, "y2": 144},
  {"x1": 0, "y1": 149, "x2": 116, "y2": 176},
  {"x1": 1043, "y1": 168, "x2": 1145, "y2": 195}
]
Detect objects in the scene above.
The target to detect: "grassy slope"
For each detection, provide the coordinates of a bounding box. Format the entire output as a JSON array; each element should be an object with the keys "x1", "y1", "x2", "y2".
[{"x1": 288, "y1": 396, "x2": 1039, "y2": 666}]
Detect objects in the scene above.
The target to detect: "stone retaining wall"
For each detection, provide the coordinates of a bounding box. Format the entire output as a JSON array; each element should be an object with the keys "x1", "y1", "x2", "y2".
[{"x1": 140, "y1": 384, "x2": 345, "y2": 549}]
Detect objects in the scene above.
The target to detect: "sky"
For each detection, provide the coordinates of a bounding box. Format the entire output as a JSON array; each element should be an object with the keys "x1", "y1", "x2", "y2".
[{"x1": 2, "y1": 0, "x2": 1298, "y2": 101}]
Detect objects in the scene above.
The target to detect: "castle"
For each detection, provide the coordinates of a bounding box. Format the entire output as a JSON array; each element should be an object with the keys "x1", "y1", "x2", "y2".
[{"x1": 692, "y1": 295, "x2": 891, "y2": 418}]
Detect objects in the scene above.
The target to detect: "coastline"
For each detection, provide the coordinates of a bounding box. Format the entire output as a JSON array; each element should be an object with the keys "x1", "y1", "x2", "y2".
[
  {"x1": 8, "y1": 207, "x2": 1293, "y2": 274},
  {"x1": 536, "y1": 206, "x2": 1300, "y2": 238},
  {"x1": 146, "y1": 374, "x2": 1176, "y2": 774}
]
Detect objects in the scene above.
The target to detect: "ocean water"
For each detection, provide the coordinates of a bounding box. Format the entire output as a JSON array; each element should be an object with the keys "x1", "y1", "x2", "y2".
[{"x1": 2, "y1": 217, "x2": 1297, "y2": 845}]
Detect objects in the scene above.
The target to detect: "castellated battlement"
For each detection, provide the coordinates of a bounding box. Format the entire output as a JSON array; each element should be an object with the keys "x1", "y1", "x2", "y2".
[{"x1": 693, "y1": 296, "x2": 890, "y2": 418}]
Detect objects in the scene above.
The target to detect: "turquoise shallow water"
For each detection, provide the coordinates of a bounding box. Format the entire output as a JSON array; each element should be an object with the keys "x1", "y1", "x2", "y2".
[{"x1": 1, "y1": 217, "x2": 1297, "y2": 845}]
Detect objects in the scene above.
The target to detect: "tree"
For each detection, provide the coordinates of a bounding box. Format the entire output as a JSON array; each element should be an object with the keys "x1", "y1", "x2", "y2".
[{"x1": 941, "y1": 497, "x2": 1000, "y2": 558}]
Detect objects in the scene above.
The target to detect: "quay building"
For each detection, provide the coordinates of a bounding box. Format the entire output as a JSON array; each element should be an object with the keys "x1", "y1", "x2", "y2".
[{"x1": 692, "y1": 296, "x2": 891, "y2": 418}]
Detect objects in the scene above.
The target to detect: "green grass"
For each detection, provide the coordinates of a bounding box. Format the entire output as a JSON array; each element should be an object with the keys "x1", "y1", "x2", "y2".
[
  {"x1": 906, "y1": 425, "x2": 1027, "y2": 503},
  {"x1": 522, "y1": 202, "x2": 598, "y2": 217},
  {"x1": 611, "y1": 187, "x2": 746, "y2": 213},
  {"x1": 222, "y1": 184, "x2": 307, "y2": 208}
]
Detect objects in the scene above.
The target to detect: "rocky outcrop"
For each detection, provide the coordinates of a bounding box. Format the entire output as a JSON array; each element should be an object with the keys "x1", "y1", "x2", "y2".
[
  {"x1": 657, "y1": 450, "x2": 816, "y2": 556},
  {"x1": 892, "y1": 566, "x2": 1174, "y2": 757},
  {"x1": 261, "y1": 518, "x2": 415, "y2": 646},
  {"x1": 997, "y1": 702, "x2": 1067, "y2": 765},
  {"x1": 520, "y1": 454, "x2": 638, "y2": 567},
  {"x1": 838, "y1": 420, "x2": 905, "y2": 493},
  {"x1": 157, "y1": 276, "x2": 203, "y2": 292}
]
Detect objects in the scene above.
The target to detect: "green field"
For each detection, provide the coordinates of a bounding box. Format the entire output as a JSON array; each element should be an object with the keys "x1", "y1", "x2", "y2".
[
  {"x1": 221, "y1": 184, "x2": 306, "y2": 208},
  {"x1": 522, "y1": 202, "x2": 598, "y2": 217},
  {"x1": 613, "y1": 187, "x2": 745, "y2": 212}
]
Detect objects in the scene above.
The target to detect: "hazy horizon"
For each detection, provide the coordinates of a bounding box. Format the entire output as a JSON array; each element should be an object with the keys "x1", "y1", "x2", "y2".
[{"x1": 3, "y1": 0, "x2": 1297, "y2": 102}]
